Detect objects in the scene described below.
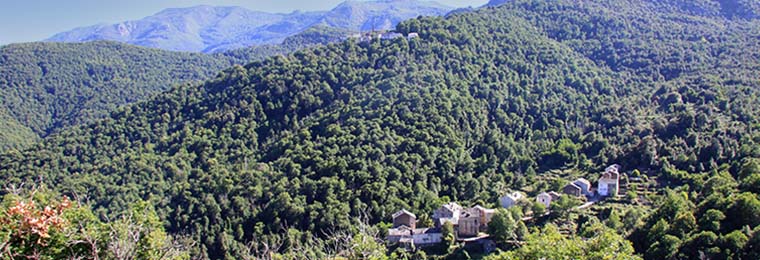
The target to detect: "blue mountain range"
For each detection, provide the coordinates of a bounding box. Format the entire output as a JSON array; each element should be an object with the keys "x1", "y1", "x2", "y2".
[{"x1": 46, "y1": 0, "x2": 453, "y2": 53}]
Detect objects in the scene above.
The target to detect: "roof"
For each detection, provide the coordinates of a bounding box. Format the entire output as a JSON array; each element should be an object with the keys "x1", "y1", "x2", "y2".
[
  {"x1": 437, "y1": 217, "x2": 459, "y2": 226},
  {"x1": 473, "y1": 205, "x2": 496, "y2": 213},
  {"x1": 601, "y1": 165, "x2": 621, "y2": 180},
  {"x1": 501, "y1": 191, "x2": 524, "y2": 201},
  {"x1": 441, "y1": 202, "x2": 463, "y2": 212},
  {"x1": 388, "y1": 226, "x2": 439, "y2": 236},
  {"x1": 573, "y1": 178, "x2": 591, "y2": 187},
  {"x1": 460, "y1": 211, "x2": 478, "y2": 219},
  {"x1": 392, "y1": 209, "x2": 416, "y2": 219},
  {"x1": 564, "y1": 183, "x2": 581, "y2": 191},
  {"x1": 388, "y1": 226, "x2": 413, "y2": 236},
  {"x1": 548, "y1": 191, "x2": 561, "y2": 199},
  {"x1": 600, "y1": 172, "x2": 619, "y2": 181},
  {"x1": 606, "y1": 164, "x2": 621, "y2": 173}
]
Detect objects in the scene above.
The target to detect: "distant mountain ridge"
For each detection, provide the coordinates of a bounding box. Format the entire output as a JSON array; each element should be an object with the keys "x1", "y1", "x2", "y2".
[{"x1": 46, "y1": 0, "x2": 453, "y2": 53}]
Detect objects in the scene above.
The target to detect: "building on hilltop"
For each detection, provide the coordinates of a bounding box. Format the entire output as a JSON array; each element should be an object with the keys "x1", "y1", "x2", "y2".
[{"x1": 381, "y1": 32, "x2": 403, "y2": 39}]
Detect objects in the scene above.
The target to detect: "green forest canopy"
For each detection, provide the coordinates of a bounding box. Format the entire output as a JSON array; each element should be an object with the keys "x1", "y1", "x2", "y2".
[
  {"x1": 0, "y1": 26, "x2": 347, "y2": 151},
  {"x1": 0, "y1": 0, "x2": 759, "y2": 258}
]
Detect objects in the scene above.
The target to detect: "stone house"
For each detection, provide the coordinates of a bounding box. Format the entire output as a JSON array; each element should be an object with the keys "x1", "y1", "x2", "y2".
[
  {"x1": 392, "y1": 209, "x2": 416, "y2": 229},
  {"x1": 433, "y1": 202, "x2": 463, "y2": 227},
  {"x1": 457, "y1": 211, "x2": 480, "y2": 237},
  {"x1": 472, "y1": 205, "x2": 496, "y2": 229},
  {"x1": 573, "y1": 178, "x2": 592, "y2": 196},
  {"x1": 387, "y1": 226, "x2": 442, "y2": 249},
  {"x1": 562, "y1": 183, "x2": 583, "y2": 197}
]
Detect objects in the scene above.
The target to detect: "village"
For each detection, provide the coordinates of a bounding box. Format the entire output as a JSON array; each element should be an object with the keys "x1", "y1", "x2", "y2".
[
  {"x1": 347, "y1": 31, "x2": 420, "y2": 42},
  {"x1": 385, "y1": 164, "x2": 634, "y2": 252}
]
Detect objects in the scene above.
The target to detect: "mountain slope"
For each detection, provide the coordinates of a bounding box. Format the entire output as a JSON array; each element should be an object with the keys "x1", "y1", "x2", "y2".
[
  {"x1": 0, "y1": 107, "x2": 37, "y2": 151},
  {"x1": 2, "y1": 0, "x2": 759, "y2": 258},
  {"x1": 46, "y1": 6, "x2": 323, "y2": 53},
  {"x1": 46, "y1": 0, "x2": 453, "y2": 53},
  {"x1": 0, "y1": 41, "x2": 232, "y2": 140},
  {"x1": 0, "y1": 30, "x2": 336, "y2": 151}
]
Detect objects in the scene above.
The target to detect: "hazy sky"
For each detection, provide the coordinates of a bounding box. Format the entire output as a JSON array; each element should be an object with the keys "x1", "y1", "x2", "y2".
[{"x1": 0, "y1": 0, "x2": 489, "y2": 44}]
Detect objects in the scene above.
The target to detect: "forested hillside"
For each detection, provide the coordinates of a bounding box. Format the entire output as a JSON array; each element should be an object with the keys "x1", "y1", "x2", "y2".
[
  {"x1": 0, "y1": 28, "x2": 341, "y2": 151},
  {"x1": 1, "y1": 0, "x2": 759, "y2": 259},
  {"x1": 0, "y1": 41, "x2": 230, "y2": 140},
  {"x1": 0, "y1": 107, "x2": 38, "y2": 150}
]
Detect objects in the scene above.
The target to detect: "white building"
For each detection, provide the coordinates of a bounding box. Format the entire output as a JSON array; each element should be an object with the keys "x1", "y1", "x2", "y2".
[
  {"x1": 381, "y1": 32, "x2": 403, "y2": 40},
  {"x1": 536, "y1": 192, "x2": 552, "y2": 208},
  {"x1": 598, "y1": 165, "x2": 621, "y2": 197},
  {"x1": 407, "y1": 32, "x2": 419, "y2": 39},
  {"x1": 536, "y1": 191, "x2": 561, "y2": 208},
  {"x1": 499, "y1": 192, "x2": 525, "y2": 208}
]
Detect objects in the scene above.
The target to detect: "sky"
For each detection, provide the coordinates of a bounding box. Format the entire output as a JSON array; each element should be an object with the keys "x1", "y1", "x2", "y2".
[{"x1": 0, "y1": 0, "x2": 490, "y2": 45}]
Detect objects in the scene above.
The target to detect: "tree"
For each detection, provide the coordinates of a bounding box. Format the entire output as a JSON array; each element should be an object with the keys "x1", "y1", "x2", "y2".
[
  {"x1": 347, "y1": 233, "x2": 388, "y2": 260},
  {"x1": 0, "y1": 191, "x2": 189, "y2": 260},
  {"x1": 484, "y1": 224, "x2": 641, "y2": 260},
  {"x1": 531, "y1": 201, "x2": 546, "y2": 217},
  {"x1": 699, "y1": 209, "x2": 724, "y2": 232},
  {"x1": 681, "y1": 231, "x2": 719, "y2": 259},
  {"x1": 515, "y1": 221, "x2": 529, "y2": 241},
  {"x1": 606, "y1": 210, "x2": 623, "y2": 233},
  {"x1": 3, "y1": 0, "x2": 760, "y2": 257},
  {"x1": 488, "y1": 209, "x2": 516, "y2": 244},
  {"x1": 739, "y1": 159, "x2": 760, "y2": 180},
  {"x1": 551, "y1": 195, "x2": 581, "y2": 220},
  {"x1": 671, "y1": 211, "x2": 697, "y2": 238},
  {"x1": 417, "y1": 214, "x2": 433, "y2": 228},
  {"x1": 720, "y1": 230, "x2": 748, "y2": 259},
  {"x1": 441, "y1": 221, "x2": 456, "y2": 252},
  {"x1": 726, "y1": 192, "x2": 760, "y2": 231},
  {"x1": 646, "y1": 235, "x2": 681, "y2": 260},
  {"x1": 743, "y1": 225, "x2": 760, "y2": 259},
  {"x1": 647, "y1": 219, "x2": 670, "y2": 245},
  {"x1": 0, "y1": 193, "x2": 74, "y2": 259}
]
